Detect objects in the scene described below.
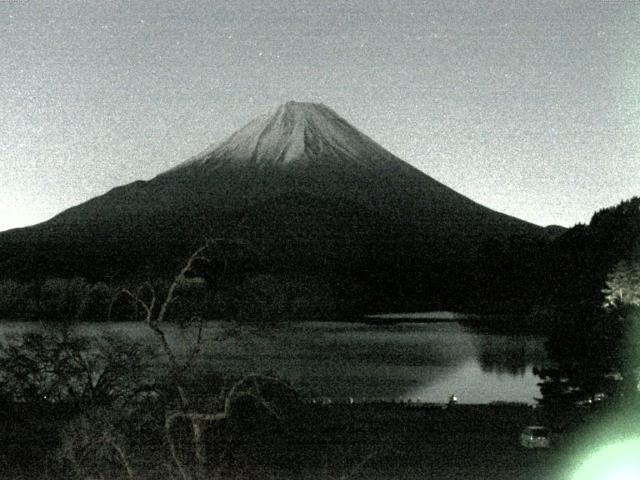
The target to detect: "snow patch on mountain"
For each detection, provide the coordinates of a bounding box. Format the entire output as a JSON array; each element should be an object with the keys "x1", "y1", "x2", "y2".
[{"x1": 173, "y1": 101, "x2": 405, "y2": 172}]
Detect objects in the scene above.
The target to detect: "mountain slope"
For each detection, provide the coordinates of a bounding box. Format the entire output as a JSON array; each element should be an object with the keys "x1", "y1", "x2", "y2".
[{"x1": 0, "y1": 101, "x2": 544, "y2": 310}]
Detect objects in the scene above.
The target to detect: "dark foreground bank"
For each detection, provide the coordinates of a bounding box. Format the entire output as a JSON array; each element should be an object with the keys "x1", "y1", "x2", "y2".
[{"x1": 3, "y1": 400, "x2": 633, "y2": 480}]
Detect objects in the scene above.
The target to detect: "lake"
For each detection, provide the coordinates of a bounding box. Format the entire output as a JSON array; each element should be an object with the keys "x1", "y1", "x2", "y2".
[{"x1": 0, "y1": 319, "x2": 548, "y2": 404}]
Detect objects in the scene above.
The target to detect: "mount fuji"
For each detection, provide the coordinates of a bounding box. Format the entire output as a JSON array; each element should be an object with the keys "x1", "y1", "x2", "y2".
[
  {"x1": 172, "y1": 101, "x2": 407, "y2": 170},
  {"x1": 0, "y1": 102, "x2": 544, "y2": 310}
]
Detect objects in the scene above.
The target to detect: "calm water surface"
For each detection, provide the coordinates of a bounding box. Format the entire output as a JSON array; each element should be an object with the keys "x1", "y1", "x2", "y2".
[{"x1": 0, "y1": 320, "x2": 548, "y2": 404}]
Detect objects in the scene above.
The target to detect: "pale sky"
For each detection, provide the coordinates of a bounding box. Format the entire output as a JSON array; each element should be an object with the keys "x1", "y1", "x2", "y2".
[{"x1": 1, "y1": 0, "x2": 638, "y2": 232}]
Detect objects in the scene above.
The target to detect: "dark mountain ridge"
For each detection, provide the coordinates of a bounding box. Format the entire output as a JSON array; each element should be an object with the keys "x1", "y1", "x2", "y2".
[{"x1": 0, "y1": 102, "x2": 546, "y2": 312}]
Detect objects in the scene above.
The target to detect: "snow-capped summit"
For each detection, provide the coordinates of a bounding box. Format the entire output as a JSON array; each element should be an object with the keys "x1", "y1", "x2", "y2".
[{"x1": 174, "y1": 101, "x2": 403, "y2": 171}]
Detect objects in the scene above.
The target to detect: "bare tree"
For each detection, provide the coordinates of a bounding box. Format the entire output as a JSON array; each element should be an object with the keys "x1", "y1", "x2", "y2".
[
  {"x1": 57, "y1": 407, "x2": 137, "y2": 480},
  {"x1": 113, "y1": 238, "x2": 297, "y2": 480},
  {"x1": 0, "y1": 324, "x2": 153, "y2": 406}
]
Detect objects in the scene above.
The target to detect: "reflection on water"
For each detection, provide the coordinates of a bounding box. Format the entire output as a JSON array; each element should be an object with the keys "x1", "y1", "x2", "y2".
[
  {"x1": 0, "y1": 319, "x2": 548, "y2": 404},
  {"x1": 475, "y1": 334, "x2": 548, "y2": 377},
  {"x1": 407, "y1": 360, "x2": 543, "y2": 404}
]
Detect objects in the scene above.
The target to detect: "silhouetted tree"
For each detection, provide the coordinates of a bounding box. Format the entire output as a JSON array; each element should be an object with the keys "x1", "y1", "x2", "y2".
[
  {"x1": 536, "y1": 197, "x2": 640, "y2": 406},
  {"x1": 0, "y1": 323, "x2": 154, "y2": 406},
  {"x1": 114, "y1": 238, "x2": 300, "y2": 480}
]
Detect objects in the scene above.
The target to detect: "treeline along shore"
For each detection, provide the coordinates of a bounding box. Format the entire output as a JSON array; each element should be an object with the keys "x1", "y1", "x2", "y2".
[{"x1": 1, "y1": 197, "x2": 639, "y2": 336}]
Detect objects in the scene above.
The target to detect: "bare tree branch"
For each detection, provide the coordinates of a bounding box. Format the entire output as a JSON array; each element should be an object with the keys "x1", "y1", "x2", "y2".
[
  {"x1": 114, "y1": 235, "x2": 300, "y2": 480},
  {"x1": 104, "y1": 433, "x2": 137, "y2": 480}
]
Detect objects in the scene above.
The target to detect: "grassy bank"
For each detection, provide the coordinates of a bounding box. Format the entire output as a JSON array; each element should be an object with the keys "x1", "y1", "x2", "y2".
[
  {"x1": 280, "y1": 401, "x2": 638, "y2": 480},
  {"x1": 279, "y1": 403, "x2": 557, "y2": 480},
  {"x1": 3, "y1": 400, "x2": 634, "y2": 479}
]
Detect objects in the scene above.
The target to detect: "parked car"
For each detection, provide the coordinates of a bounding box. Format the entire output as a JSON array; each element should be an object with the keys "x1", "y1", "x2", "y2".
[{"x1": 520, "y1": 426, "x2": 551, "y2": 449}]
